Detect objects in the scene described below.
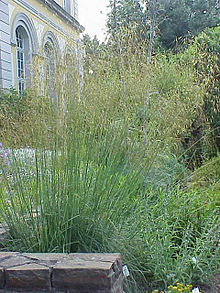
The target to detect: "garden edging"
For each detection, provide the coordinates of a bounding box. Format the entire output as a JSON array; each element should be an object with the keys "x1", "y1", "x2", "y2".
[
  {"x1": 0, "y1": 251, "x2": 123, "y2": 292},
  {"x1": 0, "y1": 227, "x2": 123, "y2": 292}
]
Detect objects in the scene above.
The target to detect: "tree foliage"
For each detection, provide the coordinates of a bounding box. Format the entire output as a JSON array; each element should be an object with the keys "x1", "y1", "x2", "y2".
[
  {"x1": 158, "y1": 0, "x2": 220, "y2": 48},
  {"x1": 107, "y1": 0, "x2": 149, "y2": 42},
  {"x1": 107, "y1": 0, "x2": 220, "y2": 49}
]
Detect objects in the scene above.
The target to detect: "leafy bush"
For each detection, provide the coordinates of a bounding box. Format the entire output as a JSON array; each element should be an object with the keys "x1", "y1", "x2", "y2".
[
  {"x1": 178, "y1": 26, "x2": 220, "y2": 165},
  {"x1": 197, "y1": 26, "x2": 220, "y2": 156},
  {"x1": 0, "y1": 87, "x2": 26, "y2": 116}
]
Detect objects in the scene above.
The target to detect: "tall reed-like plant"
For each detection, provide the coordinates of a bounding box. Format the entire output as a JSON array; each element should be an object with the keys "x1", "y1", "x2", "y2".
[{"x1": 0, "y1": 115, "x2": 150, "y2": 291}]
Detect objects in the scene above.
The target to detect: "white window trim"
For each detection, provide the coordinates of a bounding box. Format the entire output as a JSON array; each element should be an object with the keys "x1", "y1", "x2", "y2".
[
  {"x1": 16, "y1": 28, "x2": 26, "y2": 95},
  {"x1": 11, "y1": 13, "x2": 38, "y2": 91}
]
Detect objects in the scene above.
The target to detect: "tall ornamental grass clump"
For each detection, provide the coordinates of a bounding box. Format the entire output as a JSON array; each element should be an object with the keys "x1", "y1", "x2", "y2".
[
  {"x1": 0, "y1": 116, "x2": 149, "y2": 291},
  {"x1": 1, "y1": 123, "x2": 145, "y2": 253}
]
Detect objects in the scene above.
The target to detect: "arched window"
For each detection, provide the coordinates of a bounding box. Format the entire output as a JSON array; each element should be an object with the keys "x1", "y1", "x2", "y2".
[
  {"x1": 11, "y1": 13, "x2": 38, "y2": 95},
  {"x1": 43, "y1": 34, "x2": 59, "y2": 101},
  {"x1": 15, "y1": 25, "x2": 33, "y2": 95},
  {"x1": 43, "y1": 31, "x2": 60, "y2": 101},
  {"x1": 44, "y1": 39, "x2": 56, "y2": 94},
  {"x1": 16, "y1": 26, "x2": 26, "y2": 95}
]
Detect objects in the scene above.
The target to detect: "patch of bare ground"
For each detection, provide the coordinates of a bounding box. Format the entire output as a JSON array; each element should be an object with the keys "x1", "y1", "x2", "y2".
[{"x1": 197, "y1": 274, "x2": 220, "y2": 293}]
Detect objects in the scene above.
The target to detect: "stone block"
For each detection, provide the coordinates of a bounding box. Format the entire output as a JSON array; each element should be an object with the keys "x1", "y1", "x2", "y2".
[
  {"x1": 0, "y1": 253, "x2": 17, "y2": 263},
  {"x1": 0, "y1": 59, "x2": 11, "y2": 70},
  {"x1": 0, "y1": 68, "x2": 12, "y2": 82},
  {"x1": 0, "y1": 78, "x2": 12, "y2": 88},
  {"x1": 0, "y1": 252, "x2": 123, "y2": 292},
  {"x1": 23, "y1": 252, "x2": 68, "y2": 262},
  {"x1": 52, "y1": 255, "x2": 120, "y2": 292},
  {"x1": 0, "y1": 4, "x2": 8, "y2": 16},
  {"x1": 0, "y1": 255, "x2": 31, "y2": 268},
  {"x1": 112, "y1": 274, "x2": 123, "y2": 293},
  {"x1": 0, "y1": 290, "x2": 49, "y2": 293},
  {"x1": 0, "y1": 20, "x2": 9, "y2": 34},
  {"x1": 6, "y1": 263, "x2": 50, "y2": 291},
  {"x1": 0, "y1": 50, "x2": 11, "y2": 64},
  {"x1": 0, "y1": 40, "x2": 11, "y2": 54},
  {"x1": 0, "y1": 0, "x2": 10, "y2": 5},
  {"x1": 0, "y1": 268, "x2": 4, "y2": 289},
  {"x1": 68, "y1": 253, "x2": 122, "y2": 264},
  {"x1": 66, "y1": 289, "x2": 117, "y2": 293}
]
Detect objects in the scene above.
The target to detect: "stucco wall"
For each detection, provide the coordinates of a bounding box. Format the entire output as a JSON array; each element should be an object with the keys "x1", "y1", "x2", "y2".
[{"x1": 0, "y1": 0, "x2": 13, "y2": 88}]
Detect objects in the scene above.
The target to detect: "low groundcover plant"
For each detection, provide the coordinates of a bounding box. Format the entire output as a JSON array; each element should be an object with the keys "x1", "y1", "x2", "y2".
[{"x1": 151, "y1": 283, "x2": 201, "y2": 293}]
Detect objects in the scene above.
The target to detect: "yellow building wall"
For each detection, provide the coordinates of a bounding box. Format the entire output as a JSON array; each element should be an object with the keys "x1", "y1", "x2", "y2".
[{"x1": 8, "y1": 0, "x2": 81, "y2": 90}]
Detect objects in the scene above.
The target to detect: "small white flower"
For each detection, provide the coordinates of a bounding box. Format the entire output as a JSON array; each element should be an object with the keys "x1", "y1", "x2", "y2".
[
  {"x1": 192, "y1": 256, "x2": 197, "y2": 264},
  {"x1": 192, "y1": 287, "x2": 200, "y2": 293}
]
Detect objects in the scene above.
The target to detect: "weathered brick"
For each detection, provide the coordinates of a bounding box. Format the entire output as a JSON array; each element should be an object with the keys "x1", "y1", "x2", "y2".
[
  {"x1": 0, "y1": 267, "x2": 4, "y2": 289},
  {"x1": 6, "y1": 263, "x2": 50, "y2": 291}
]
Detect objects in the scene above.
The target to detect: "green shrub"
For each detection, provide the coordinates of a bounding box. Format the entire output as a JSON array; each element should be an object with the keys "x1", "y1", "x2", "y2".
[{"x1": 179, "y1": 26, "x2": 220, "y2": 165}]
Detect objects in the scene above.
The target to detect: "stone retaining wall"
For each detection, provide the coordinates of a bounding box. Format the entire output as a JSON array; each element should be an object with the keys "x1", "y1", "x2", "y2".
[
  {"x1": 0, "y1": 224, "x2": 123, "y2": 292},
  {"x1": 0, "y1": 252, "x2": 123, "y2": 292}
]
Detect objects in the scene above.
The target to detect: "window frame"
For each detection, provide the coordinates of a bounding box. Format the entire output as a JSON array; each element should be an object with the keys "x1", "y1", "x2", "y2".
[
  {"x1": 64, "y1": 0, "x2": 71, "y2": 14},
  {"x1": 11, "y1": 13, "x2": 38, "y2": 94},
  {"x1": 16, "y1": 27, "x2": 26, "y2": 95}
]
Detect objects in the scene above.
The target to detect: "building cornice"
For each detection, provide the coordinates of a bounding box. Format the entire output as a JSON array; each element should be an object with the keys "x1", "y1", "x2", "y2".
[{"x1": 37, "y1": 0, "x2": 85, "y2": 33}]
